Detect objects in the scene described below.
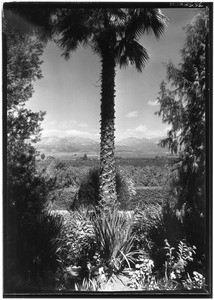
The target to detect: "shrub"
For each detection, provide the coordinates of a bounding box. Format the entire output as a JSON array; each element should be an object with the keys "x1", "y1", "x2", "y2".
[
  {"x1": 126, "y1": 240, "x2": 205, "y2": 291},
  {"x1": 53, "y1": 207, "x2": 97, "y2": 289},
  {"x1": 146, "y1": 201, "x2": 184, "y2": 274},
  {"x1": 52, "y1": 205, "x2": 207, "y2": 292},
  {"x1": 6, "y1": 142, "x2": 65, "y2": 291},
  {"x1": 74, "y1": 168, "x2": 136, "y2": 210},
  {"x1": 54, "y1": 207, "x2": 144, "y2": 290},
  {"x1": 6, "y1": 207, "x2": 63, "y2": 290},
  {"x1": 131, "y1": 204, "x2": 162, "y2": 253}
]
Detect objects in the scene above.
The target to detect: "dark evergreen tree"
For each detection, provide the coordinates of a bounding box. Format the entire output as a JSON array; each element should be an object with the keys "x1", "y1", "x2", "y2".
[
  {"x1": 4, "y1": 8, "x2": 61, "y2": 290},
  {"x1": 156, "y1": 8, "x2": 209, "y2": 271}
]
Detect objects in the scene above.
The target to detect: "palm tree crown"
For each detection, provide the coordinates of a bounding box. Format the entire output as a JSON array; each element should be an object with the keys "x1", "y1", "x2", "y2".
[
  {"x1": 52, "y1": 7, "x2": 167, "y2": 209},
  {"x1": 54, "y1": 8, "x2": 166, "y2": 70}
]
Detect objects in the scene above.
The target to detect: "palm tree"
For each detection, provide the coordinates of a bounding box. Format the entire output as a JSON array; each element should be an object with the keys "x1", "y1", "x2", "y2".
[{"x1": 52, "y1": 8, "x2": 167, "y2": 209}]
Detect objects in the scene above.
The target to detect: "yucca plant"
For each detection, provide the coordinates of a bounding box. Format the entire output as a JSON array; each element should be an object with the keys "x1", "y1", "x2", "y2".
[{"x1": 93, "y1": 208, "x2": 143, "y2": 277}]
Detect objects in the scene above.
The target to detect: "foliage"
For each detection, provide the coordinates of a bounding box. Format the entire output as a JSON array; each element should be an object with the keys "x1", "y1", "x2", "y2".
[
  {"x1": 131, "y1": 188, "x2": 167, "y2": 211},
  {"x1": 52, "y1": 205, "x2": 207, "y2": 292},
  {"x1": 74, "y1": 278, "x2": 100, "y2": 291},
  {"x1": 119, "y1": 164, "x2": 171, "y2": 187},
  {"x1": 74, "y1": 167, "x2": 136, "y2": 210},
  {"x1": 53, "y1": 207, "x2": 143, "y2": 290},
  {"x1": 4, "y1": 13, "x2": 62, "y2": 290},
  {"x1": 92, "y1": 209, "x2": 141, "y2": 276},
  {"x1": 126, "y1": 241, "x2": 205, "y2": 291},
  {"x1": 36, "y1": 157, "x2": 171, "y2": 211},
  {"x1": 128, "y1": 256, "x2": 155, "y2": 290},
  {"x1": 132, "y1": 201, "x2": 185, "y2": 275},
  {"x1": 75, "y1": 168, "x2": 100, "y2": 208},
  {"x1": 150, "y1": 202, "x2": 183, "y2": 263},
  {"x1": 3, "y1": 3, "x2": 54, "y2": 40},
  {"x1": 163, "y1": 239, "x2": 196, "y2": 282},
  {"x1": 156, "y1": 9, "x2": 209, "y2": 269},
  {"x1": 132, "y1": 204, "x2": 162, "y2": 251},
  {"x1": 38, "y1": 159, "x2": 90, "y2": 210},
  {"x1": 183, "y1": 272, "x2": 206, "y2": 290},
  {"x1": 53, "y1": 208, "x2": 97, "y2": 289}
]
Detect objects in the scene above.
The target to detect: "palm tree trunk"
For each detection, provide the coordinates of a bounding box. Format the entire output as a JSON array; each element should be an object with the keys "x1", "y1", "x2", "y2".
[{"x1": 99, "y1": 50, "x2": 117, "y2": 209}]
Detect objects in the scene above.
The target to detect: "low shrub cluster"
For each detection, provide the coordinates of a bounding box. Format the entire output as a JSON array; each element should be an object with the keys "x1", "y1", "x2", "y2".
[
  {"x1": 51, "y1": 206, "x2": 207, "y2": 292},
  {"x1": 53, "y1": 208, "x2": 97, "y2": 290}
]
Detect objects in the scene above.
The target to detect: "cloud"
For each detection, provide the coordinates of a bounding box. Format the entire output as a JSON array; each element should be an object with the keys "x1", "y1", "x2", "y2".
[
  {"x1": 147, "y1": 100, "x2": 159, "y2": 106},
  {"x1": 125, "y1": 111, "x2": 139, "y2": 118},
  {"x1": 41, "y1": 129, "x2": 65, "y2": 137},
  {"x1": 120, "y1": 124, "x2": 171, "y2": 139},
  {"x1": 135, "y1": 125, "x2": 148, "y2": 132},
  {"x1": 78, "y1": 123, "x2": 88, "y2": 127},
  {"x1": 66, "y1": 129, "x2": 99, "y2": 139},
  {"x1": 61, "y1": 120, "x2": 78, "y2": 128},
  {"x1": 48, "y1": 120, "x2": 57, "y2": 126},
  {"x1": 41, "y1": 129, "x2": 99, "y2": 141},
  {"x1": 59, "y1": 120, "x2": 89, "y2": 128}
]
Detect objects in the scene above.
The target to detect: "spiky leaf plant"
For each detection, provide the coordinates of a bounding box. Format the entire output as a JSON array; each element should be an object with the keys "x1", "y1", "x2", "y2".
[{"x1": 93, "y1": 208, "x2": 143, "y2": 277}]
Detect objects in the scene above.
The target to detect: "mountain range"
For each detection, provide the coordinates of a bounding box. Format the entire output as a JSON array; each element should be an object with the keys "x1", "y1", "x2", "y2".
[{"x1": 37, "y1": 135, "x2": 169, "y2": 157}]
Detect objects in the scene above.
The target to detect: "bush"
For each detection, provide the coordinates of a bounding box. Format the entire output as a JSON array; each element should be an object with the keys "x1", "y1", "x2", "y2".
[
  {"x1": 133, "y1": 199, "x2": 206, "y2": 279},
  {"x1": 126, "y1": 241, "x2": 206, "y2": 291},
  {"x1": 6, "y1": 208, "x2": 63, "y2": 291},
  {"x1": 54, "y1": 207, "x2": 97, "y2": 289},
  {"x1": 53, "y1": 207, "x2": 144, "y2": 290},
  {"x1": 148, "y1": 201, "x2": 184, "y2": 274},
  {"x1": 6, "y1": 142, "x2": 64, "y2": 291},
  {"x1": 131, "y1": 200, "x2": 184, "y2": 277},
  {"x1": 132, "y1": 204, "x2": 162, "y2": 252},
  {"x1": 73, "y1": 168, "x2": 136, "y2": 210},
  {"x1": 52, "y1": 205, "x2": 207, "y2": 292}
]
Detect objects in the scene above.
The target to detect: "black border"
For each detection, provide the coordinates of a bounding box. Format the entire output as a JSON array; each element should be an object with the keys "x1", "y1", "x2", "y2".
[{"x1": 2, "y1": 2, "x2": 213, "y2": 298}]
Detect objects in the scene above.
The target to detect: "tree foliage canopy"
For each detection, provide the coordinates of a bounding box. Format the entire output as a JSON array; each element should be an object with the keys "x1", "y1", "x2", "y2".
[
  {"x1": 156, "y1": 8, "x2": 209, "y2": 265},
  {"x1": 4, "y1": 12, "x2": 61, "y2": 285},
  {"x1": 53, "y1": 8, "x2": 167, "y2": 71}
]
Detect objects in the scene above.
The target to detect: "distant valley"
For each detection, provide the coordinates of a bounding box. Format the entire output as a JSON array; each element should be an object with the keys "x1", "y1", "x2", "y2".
[{"x1": 36, "y1": 136, "x2": 170, "y2": 158}]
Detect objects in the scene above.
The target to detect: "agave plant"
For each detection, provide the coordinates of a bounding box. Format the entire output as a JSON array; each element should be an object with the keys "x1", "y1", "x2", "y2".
[{"x1": 93, "y1": 208, "x2": 143, "y2": 277}]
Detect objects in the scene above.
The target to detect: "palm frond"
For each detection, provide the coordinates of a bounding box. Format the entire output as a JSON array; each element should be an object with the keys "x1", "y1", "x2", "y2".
[
  {"x1": 143, "y1": 8, "x2": 168, "y2": 39},
  {"x1": 117, "y1": 40, "x2": 149, "y2": 71},
  {"x1": 53, "y1": 8, "x2": 94, "y2": 58},
  {"x1": 124, "y1": 8, "x2": 167, "y2": 41}
]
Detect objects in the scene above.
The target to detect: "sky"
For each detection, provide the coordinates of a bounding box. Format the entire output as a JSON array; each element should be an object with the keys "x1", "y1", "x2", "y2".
[{"x1": 26, "y1": 8, "x2": 197, "y2": 141}]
